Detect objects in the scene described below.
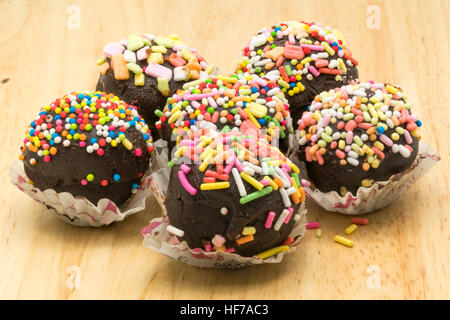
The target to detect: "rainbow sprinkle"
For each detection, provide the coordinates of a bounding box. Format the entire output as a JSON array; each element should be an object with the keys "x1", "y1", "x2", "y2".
[
  {"x1": 169, "y1": 129, "x2": 305, "y2": 256},
  {"x1": 97, "y1": 34, "x2": 215, "y2": 96},
  {"x1": 297, "y1": 82, "x2": 421, "y2": 189},
  {"x1": 236, "y1": 21, "x2": 358, "y2": 98},
  {"x1": 155, "y1": 74, "x2": 294, "y2": 144},
  {"x1": 20, "y1": 91, "x2": 154, "y2": 188}
]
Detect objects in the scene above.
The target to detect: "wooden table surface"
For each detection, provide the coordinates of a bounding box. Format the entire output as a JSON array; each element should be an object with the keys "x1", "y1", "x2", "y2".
[{"x1": 0, "y1": 0, "x2": 448, "y2": 299}]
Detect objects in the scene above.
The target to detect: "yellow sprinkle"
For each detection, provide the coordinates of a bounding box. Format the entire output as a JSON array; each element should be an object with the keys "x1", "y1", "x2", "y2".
[
  {"x1": 216, "y1": 75, "x2": 238, "y2": 83},
  {"x1": 246, "y1": 102, "x2": 268, "y2": 118},
  {"x1": 205, "y1": 65, "x2": 215, "y2": 74},
  {"x1": 321, "y1": 41, "x2": 335, "y2": 56},
  {"x1": 245, "y1": 109, "x2": 261, "y2": 129},
  {"x1": 301, "y1": 57, "x2": 312, "y2": 65},
  {"x1": 264, "y1": 176, "x2": 279, "y2": 190},
  {"x1": 149, "y1": 52, "x2": 164, "y2": 64},
  {"x1": 334, "y1": 235, "x2": 354, "y2": 247},
  {"x1": 200, "y1": 182, "x2": 230, "y2": 190},
  {"x1": 151, "y1": 45, "x2": 167, "y2": 54},
  {"x1": 345, "y1": 224, "x2": 358, "y2": 235},
  {"x1": 168, "y1": 110, "x2": 181, "y2": 124},
  {"x1": 242, "y1": 226, "x2": 256, "y2": 235},
  {"x1": 134, "y1": 72, "x2": 145, "y2": 86},
  {"x1": 256, "y1": 245, "x2": 289, "y2": 260},
  {"x1": 386, "y1": 85, "x2": 398, "y2": 94},
  {"x1": 122, "y1": 138, "x2": 133, "y2": 150},
  {"x1": 240, "y1": 172, "x2": 264, "y2": 190},
  {"x1": 288, "y1": 162, "x2": 300, "y2": 174},
  {"x1": 181, "y1": 48, "x2": 195, "y2": 61}
]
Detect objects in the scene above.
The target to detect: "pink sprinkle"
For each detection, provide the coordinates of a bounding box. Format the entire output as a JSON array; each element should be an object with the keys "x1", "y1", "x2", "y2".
[
  {"x1": 379, "y1": 134, "x2": 393, "y2": 147},
  {"x1": 404, "y1": 130, "x2": 413, "y2": 144},
  {"x1": 284, "y1": 207, "x2": 293, "y2": 224},
  {"x1": 265, "y1": 211, "x2": 276, "y2": 229},
  {"x1": 260, "y1": 179, "x2": 270, "y2": 186},
  {"x1": 178, "y1": 170, "x2": 197, "y2": 195},
  {"x1": 301, "y1": 44, "x2": 324, "y2": 51},
  {"x1": 234, "y1": 156, "x2": 244, "y2": 172},
  {"x1": 144, "y1": 63, "x2": 173, "y2": 81},
  {"x1": 306, "y1": 222, "x2": 320, "y2": 229},
  {"x1": 44, "y1": 155, "x2": 50, "y2": 162},
  {"x1": 180, "y1": 164, "x2": 190, "y2": 173},
  {"x1": 136, "y1": 46, "x2": 150, "y2": 60},
  {"x1": 346, "y1": 131, "x2": 354, "y2": 144},
  {"x1": 308, "y1": 66, "x2": 320, "y2": 77},
  {"x1": 223, "y1": 163, "x2": 234, "y2": 175},
  {"x1": 204, "y1": 244, "x2": 211, "y2": 252},
  {"x1": 330, "y1": 141, "x2": 337, "y2": 149},
  {"x1": 79, "y1": 141, "x2": 86, "y2": 147},
  {"x1": 81, "y1": 179, "x2": 87, "y2": 185},
  {"x1": 225, "y1": 247, "x2": 235, "y2": 253},
  {"x1": 102, "y1": 42, "x2": 125, "y2": 58},
  {"x1": 134, "y1": 148, "x2": 142, "y2": 157},
  {"x1": 301, "y1": 179, "x2": 311, "y2": 187},
  {"x1": 305, "y1": 147, "x2": 312, "y2": 162},
  {"x1": 212, "y1": 234, "x2": 226, "y2": 247},
  {"x1": 97, "y1": 148, "x2": 104, "y2": 156}
]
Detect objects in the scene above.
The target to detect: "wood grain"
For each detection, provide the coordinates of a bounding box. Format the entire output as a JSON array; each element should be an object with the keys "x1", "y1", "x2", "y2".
[{"x1": 0, "y1": 0, "x2": 448, "y2": 299}]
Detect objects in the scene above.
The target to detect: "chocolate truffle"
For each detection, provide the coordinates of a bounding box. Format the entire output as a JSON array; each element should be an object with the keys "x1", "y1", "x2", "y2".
[
  {"x1": 164, "y1": 131, "x2": 305, "y2": 258},
  {"x1": 19, "y1": 91, "x2": 155, "y2": 206},
  {"x1": 235, "y1": 21, "x2": 359, "y2": 123},
  {"x1": 95, "y1": 34, "x2": 215, "y2": 137},
  {"x1": 296, "y1": 82, "x2": 421, "y2": 195},
  {"x1": 155, "y1": 73, "x2": 294, "y2": 154}
]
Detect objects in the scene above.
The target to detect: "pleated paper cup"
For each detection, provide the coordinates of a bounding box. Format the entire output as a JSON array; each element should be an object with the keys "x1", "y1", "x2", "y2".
[
  {"x1": 9, "y1": 160, "x2": 154, "y2": 227},
  {"x1": 301, "y1": 141, "x2": 440, "y2": 214},
  {"x1": 143, "y1": 153, "x2": 307, "y2": 269}
]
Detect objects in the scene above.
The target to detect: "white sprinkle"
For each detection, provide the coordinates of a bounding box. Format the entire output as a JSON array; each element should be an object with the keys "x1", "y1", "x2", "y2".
[
  {"x1": 220, "y1": 207, "x2": 228, "y2": 215},
  {"x1": 279, "y1": 188, "x2": 291, "y2": 207},
  {"x1": 398, "y1": 145, "x2": 411, "y2": 158},
  {"x1": 274, "y1": 209, "x2": 290, "y2": 231},
  {"x1": 232, "y1": 168, "x2": 247, "y2": 197},
  {"x1": 167, "y1": 225, "x2": 184, "y2": 237},
  {"x1": 347, "y1": 157, "x2": 359, "y2": 166}
]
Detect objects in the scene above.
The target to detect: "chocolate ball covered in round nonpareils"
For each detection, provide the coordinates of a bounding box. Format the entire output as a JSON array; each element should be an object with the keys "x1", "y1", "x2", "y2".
[
  {"x1": 19, "y1": 91, "x2": 155, "y2": 206},
  {"x1": 296, "y1": 82, "x2": 421, "y2": 195},
  {"x1": 96, "y1": 34, "x2": 216, "y2": 137},
  {"x1": 155, "y1": 74, "x2": 294, "y2": 154},
  {"x1": 236, "y1": 21, "x2": 359, "y2": 123},
  {"x1": 164, "y1": 131, "x2": 305, "y2": 258}
]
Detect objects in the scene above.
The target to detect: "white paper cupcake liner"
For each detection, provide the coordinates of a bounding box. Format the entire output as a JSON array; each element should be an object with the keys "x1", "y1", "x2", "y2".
[
  {"x1": 143, "y1": 154, "x2": 307, "y2": 269},
  {"x1": 9, "y1": 160, "x2": 154, "y2": 227},
  {"x1": 302, "y1": 141, "x2": 440, "y2": 214}
]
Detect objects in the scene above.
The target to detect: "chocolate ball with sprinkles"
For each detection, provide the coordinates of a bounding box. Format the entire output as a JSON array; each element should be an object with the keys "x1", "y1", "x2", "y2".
[
  {"x1": 96, "y1": 34, "x2": 216, "y2": 137},
  {"x1": 19, "y1": 91, "x2": 155, "y2": 206},
  {"x1": 155, "y1": 74, "x2": 294, "y2": 153},
  {"x1": 296, "y1": 82, "x2": 421, "y2": 196},
  {"x1": 164, "y1": 130, "x2": 306, "y2": 258},
  {"x1": 236, "y1": 21, "x2": 359, "y2": 123}
]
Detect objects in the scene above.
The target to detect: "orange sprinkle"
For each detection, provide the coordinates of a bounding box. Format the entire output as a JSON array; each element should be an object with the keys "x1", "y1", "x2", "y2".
[{"x1": 236, "y1": 234, "x2": 254, "y2": 245}]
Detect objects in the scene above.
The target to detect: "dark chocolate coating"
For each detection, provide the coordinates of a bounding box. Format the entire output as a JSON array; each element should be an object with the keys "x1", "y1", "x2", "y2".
[
  {"x1": 287, "y1": 66, "x2": 359, "y2": 122},
  {"x1": 96, "y1": 53, "x2": 183, "y2": 139},
  {"x1": 247, "y1": 35, "x2": 359, "y2": 123},
  {"x1": 298, "y1": 125, "x2": 419, "y2": 195},
  {"x1": 165, "y1": 164, "x2": 299, "y2": 257},
  {"x1": 23, "y1": 128, "x2": 151, "y2": 206}
]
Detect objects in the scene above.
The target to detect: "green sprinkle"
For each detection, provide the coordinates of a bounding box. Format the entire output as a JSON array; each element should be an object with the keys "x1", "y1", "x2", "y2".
[
  {"x1": 86, "y1": 174, "x2": 94, "y2": 182},
  {"x1": 240, "y1": 187, "x2": 273, "y2": 204},
  {"x1": 292, "y1": 173, "x2": 300, "y2": 187},
  {"x1": 316, "y1": 228, "x2": 322, "y2": 238}
]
